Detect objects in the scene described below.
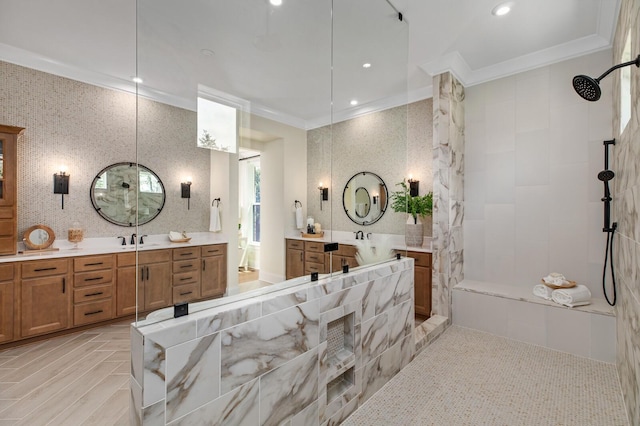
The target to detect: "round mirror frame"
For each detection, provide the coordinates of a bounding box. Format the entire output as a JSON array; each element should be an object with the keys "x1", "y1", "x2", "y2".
[
  {"x1": 23, "y1": 224, "x2": 55, "y2": 250},
  {"x1": 90, "y1": 162, "x2": 166, "y2": 227},
  {"x1": 342, "y1": 171, "x2": 388, "y2": 226}
]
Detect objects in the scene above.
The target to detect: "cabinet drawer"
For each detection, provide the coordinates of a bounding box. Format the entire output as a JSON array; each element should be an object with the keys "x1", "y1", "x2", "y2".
[
  {"x1": 173, "y1": 247, "x2": 200, "y2": 260},
  {"x1": 0, "y1": 264, "x2": 13, "y2": 281},
  {"x1": 139, "y1": 250, "x2": 171, "y2": 264},
  {"x1": 0, "y1": 207, "x2": 13, "y2": 220},
  {"x1": 173, "y1": 270, "x2": 200, "y2": 286},
  {"x1": 304, "y1": 261, "x2": 325, "y2": 274},
  {"x1": 305, "y1": 241, "x2": 325, "y2": 253},
  {"x1": 74, "y1": 269, "x2": 113, "y2": 287},
  {"x1": 0, "y1": 220, "x2": 14, "y2": 236},
  {"x1": 74, "y1": 299, "x2": 113, "y2": 326},
  {"x1": 336, "y1": 244, "x2": 357, "y2": 257},
  {"x1": 286, "y1": 239, "x2": 304, "y2": 250},
  {"x1": 22, "y1": 259, "x2": 68, "y2": 278},
  {"x1": 172, "y1": 282, "x2": 200, "y2": 304},
  {"x1": 305, "y1": 251, "x2": 325, "y2": 264},
  {"x1": 74, "y1": 255, "x2": 114, "y2": 272},
  {"x1": 201, "y1": 244, "x2": 226, "y2": 257},
  {"x1": 74, "y1": 284, "x2": 113, "y2": 303},
  {"x1": 173, "y1": 259, "x2": 199, "y2": 273},
  {"x1": 406, "y1": 251, "x2": 432, "y2": 268},
  {"x1": 117, "y1": 252, "x2": 135, "y2": 267}
]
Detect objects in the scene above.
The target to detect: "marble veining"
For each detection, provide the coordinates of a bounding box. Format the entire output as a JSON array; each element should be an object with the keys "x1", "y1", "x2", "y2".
[
  {"x1": 361, "y1": 313, "x2": 389, "y2": 366},
  {"x1": 195, "y1": 303, "x2": 261, "y2": 337}
]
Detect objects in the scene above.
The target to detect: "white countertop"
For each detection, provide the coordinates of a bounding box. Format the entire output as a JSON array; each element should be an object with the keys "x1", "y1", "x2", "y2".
[
  {"x1": 285, "y1": 230, "x2": 433, "y2": 253},
  {"x1": 0, "y1": 232, "x2": 228, "y2": 263}
]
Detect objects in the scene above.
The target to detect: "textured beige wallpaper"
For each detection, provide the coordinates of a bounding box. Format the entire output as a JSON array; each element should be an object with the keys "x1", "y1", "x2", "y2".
[
  {"x1": 307, "y1": 99, "x2": 433, "y2": 236},
  {"x1": 0, "y1": 61, "x2": 210, "y2": 240}
]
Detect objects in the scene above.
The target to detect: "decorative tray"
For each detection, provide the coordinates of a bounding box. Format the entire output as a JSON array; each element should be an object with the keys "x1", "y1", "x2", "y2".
[
  {"x1": 301, "y1": 232, "x2": 324, "y2": 239},
  {"x1": 541, "y1": 279, "x2": 577, "y2": 289},
  {"x1": 170, "y1": 237, "x2": 192, "y2": 243}
]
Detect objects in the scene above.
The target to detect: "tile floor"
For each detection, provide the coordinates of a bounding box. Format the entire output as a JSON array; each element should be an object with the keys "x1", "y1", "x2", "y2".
[{"x1": 0, "y1": 323, "x2": 629, "y2": 425}]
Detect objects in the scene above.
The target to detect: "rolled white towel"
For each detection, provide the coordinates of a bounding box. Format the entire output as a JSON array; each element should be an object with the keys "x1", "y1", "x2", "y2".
[
  {"x1": 543, "y1": 272, "x2": 569, "y2": 286},
  {"x1": 551, "y1": 285, "x2": 592, "y2": 307},
  {"x1": 295, "y1": 206, "x2": 304, "y2": 229},
  {"x1": 533, "y1": 284, "x2": 553, "y2": 300}
]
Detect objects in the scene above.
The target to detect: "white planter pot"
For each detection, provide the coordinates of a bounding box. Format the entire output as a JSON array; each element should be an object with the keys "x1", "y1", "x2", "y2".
[{"x1": 405, "y1": 216, "x2": 423, "y2": 247}]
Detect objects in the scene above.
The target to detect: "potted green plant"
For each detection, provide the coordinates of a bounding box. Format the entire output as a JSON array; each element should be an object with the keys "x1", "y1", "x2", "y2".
[{"x1": 389, "y1": 181, "x2": 433, "y2": 247}]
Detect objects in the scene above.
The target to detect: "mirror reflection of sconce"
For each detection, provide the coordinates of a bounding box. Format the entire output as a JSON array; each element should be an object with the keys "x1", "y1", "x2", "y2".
[
  {"x1": 318, "y1": 182, "x2": 329, "y2": 210},
  {"x1": 372, "y1": 193, "x2": 379, "y2": 205},
  {"x1": 53, "y1": 168, "x2": 69, "y2": 209},
  {"x1": 408, "y1": 176, "x2": 419, "y2": 197},
  {"x1": 181, "y1": 177, "x2": 192, "y2": 210}
]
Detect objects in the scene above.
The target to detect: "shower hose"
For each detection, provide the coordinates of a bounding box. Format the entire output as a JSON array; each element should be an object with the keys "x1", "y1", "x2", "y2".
[{"x1": 602, "y1": 222, "x2": 617, "y2": 306}]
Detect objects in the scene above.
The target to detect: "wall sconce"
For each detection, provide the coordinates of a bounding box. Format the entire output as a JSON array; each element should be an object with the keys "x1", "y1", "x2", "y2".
[
  {"x1": 318, "y1": 182, "x2": 328, "y2": 210},
  {"x1": 53, "y1": 169, "x2": 69, "y2": 209},
  {"x1": 181, "y1": 177, "x2": 192, "y2": 210},
  {"x1": 408, "y1": 175, "x2": 419, "y2": 197}
]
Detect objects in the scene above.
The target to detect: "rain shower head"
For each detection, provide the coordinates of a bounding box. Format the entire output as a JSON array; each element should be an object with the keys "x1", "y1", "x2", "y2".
[{"x1": 573, "y1": 54, "x2": 640, "y2": 101}]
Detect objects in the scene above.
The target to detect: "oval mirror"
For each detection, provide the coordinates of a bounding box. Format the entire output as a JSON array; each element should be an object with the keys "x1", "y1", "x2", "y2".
[
  {"x1": 90, "y1": 162, "x2": 165, "y2": 227},
  {"x1": 23, "y1": 224, "x2": 55, "y2": 250},
  {"x1": 343, "y1": 171, "x2": 388, "y2": 225}
]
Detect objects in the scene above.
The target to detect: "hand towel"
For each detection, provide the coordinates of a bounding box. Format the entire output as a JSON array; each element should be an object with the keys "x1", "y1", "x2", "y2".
[
  {"x1": 533, "y1": 284, "x2": 553, "y2": 300},
  {"x1": 295, "y1": 206, "x2": 304, "y2": 229},
  {"x1": 551, "y1": 285, "x2": 592, "y2": 307},
  {"x1": 210, "y1": 205, "x2": 221, "y2": 232}
]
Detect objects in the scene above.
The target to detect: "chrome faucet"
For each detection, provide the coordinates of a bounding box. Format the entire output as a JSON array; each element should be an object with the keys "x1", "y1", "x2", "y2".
[
  {"x1": 355, "y1": 230, "x2": 364, "y2": 240},
  {"x1": 130, "y1": 233, "x2": 137, "y2": 245}
]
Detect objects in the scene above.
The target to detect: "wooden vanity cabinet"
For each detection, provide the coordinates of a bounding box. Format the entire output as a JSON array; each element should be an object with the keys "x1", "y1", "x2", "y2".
[
  {"x1": 0, "y1": 125, "x2": 24, "y2": 256},
  {"x1": 117, "y1": 250, "x2": 172, "y2": 314},
  {"x1": 172, "y1": 247, "x2": 201, "y2": 304},
  {"x1": 304, "y1": 241, "x2": 325, "y2": 275},
  {"x1": 201, "y1": 244, "x2": 227, "y2": 299},
  {"x1": 404, "y1": 251, "x2": 432, "y2": 318},
  {"x1": 73, "y1": 255, "x2": 115, "y2": 326},
  {"x1": 20, "y1": 259, "x2": 71, "y2": 338},
  {"x1": 285, "y1": 239, "x2": 304, "y2": 279},
  {"x1": 0, "y1": 264, "x2": 15, "y2": 343},
  {"x1": 325, "y1": 244, "x2": 358, "y2": 273}
]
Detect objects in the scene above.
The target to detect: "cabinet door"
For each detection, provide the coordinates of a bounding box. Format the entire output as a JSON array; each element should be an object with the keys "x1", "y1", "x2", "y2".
[
  {"x1": 116, "y1": 265, "x2": 142, "y2": 316},
  {"x1": 21, "y1": 276, "x2": 69, "y2": 337},
  {"x1": 414, "y1": 265, "x2": 432, "y2": 318},
  {"x1": 0, "y1": 280, "x2": 13, "y2": 343},
  {"x1": 202, "y1": 255, "x2": 226, "y2": 298},
  {"x1": 144, "y1": 262, "x2": 172, "y2": 311},
  {"x1": 286, "y1": 248, "x2": 304, "y2": 279}
]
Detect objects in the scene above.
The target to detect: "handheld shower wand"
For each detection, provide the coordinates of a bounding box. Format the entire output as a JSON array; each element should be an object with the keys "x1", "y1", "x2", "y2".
[
  {"x1": 573, "y1": 54, "x2": 640, "y2": 101},
  {"x1": 599, "y1": 139, "x2": 617, "y2": 306}
]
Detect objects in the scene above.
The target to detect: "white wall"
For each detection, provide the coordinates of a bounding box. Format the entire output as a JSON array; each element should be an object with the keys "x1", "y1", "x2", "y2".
[{"x1": 464, "y1": 50, "x2": 614, "y2": 298}]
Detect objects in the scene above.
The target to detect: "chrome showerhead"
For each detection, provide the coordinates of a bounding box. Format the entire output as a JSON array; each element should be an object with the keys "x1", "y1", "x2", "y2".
[{"x1": 573, "y1": 75, "x2": 601, "y2": 102}]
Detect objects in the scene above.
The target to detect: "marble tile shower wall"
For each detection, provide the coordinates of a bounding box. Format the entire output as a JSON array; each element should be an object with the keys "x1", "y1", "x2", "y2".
[
  {"x1": 432, "y1": 73, "x2": 465, "y2": 319},
  {"x1": 306, "y1": 100, "x2": 433, "y2": 236},
  {"x1": 131, "y1": 259, "x2": 415, "y2": 425},
  {"x1": 463, "y1": 50, "x2": 614, "y2": 299},
  {"x1": 0, "y1": 61, "x2": 210, "y2": 239},
  {"x1": 612, "y1": 0, "x2": 640, "y2": 423}
]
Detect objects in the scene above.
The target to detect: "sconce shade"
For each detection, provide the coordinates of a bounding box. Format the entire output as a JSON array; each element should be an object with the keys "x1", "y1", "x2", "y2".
[
  {"x1": 53, "y1": 173, "x2": 69, "y2": 194},
  {"x1": 181, "y1": 182, "x2": 191, "y2": 199},
  {"x1": 409, "y1": 180, "x2": 419, "y2": 197},
  {"x1": 321, "y1": 187, "x2": 329, "y2": 201}
]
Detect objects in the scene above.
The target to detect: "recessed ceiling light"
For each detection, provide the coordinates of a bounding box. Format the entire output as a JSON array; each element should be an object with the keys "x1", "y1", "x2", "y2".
[
  {"x1": 270, "y1": 0, "x2": 282, "y2": 5},
  {"x1": 350, "y1": 100, "x2": 358, "y2": 106},
  {"x1": 200, "y1": 49, "x2": 215, "y2": 57},
  {"x1": 132, "y1": 77, "x2": 143, "y2": 84},
  {"x1": 362, "y1": 63, "x2": 371, "y2": 68},
  {"x1": 491, "y1": 2, "x2": 512, "y2": 16}
]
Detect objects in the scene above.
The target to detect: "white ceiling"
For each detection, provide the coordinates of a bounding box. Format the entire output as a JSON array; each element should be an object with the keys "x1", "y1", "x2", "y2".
[{"x1": 0, "y1": 0, "x2": 620, "y2": 129}]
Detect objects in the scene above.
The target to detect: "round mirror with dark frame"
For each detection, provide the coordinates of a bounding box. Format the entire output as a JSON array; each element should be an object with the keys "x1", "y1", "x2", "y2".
[
  {"x1": 343, "y1": 171, "x2": 388, "y2": 225},
  {"x1": 90, "y1": 162, "x2": 166, "y2": 227}
]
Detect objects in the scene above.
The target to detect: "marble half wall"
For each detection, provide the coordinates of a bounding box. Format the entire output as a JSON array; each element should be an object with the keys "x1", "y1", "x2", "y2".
[
  {"x1": 131, "y1": 258, "x2": 415, "y2": 425},
  {"x1": 432, "y1": 72, "x2": 465, "y2": 320}
]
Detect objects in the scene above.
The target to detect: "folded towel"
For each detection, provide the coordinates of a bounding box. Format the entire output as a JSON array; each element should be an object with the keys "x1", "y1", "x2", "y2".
[
  {"x1": 210, "y1": 205, "x2": 221, "y2": 232},
  {"x1": 295, "y1": 206, "x2": 304, "y2": 229},
  {"x1": 542, "y1": 272, "x2": 569, "y2": 286},
  {"x1": 169, "y1": 231, "x2": 187, "y2": 241},
  {"x1": 551, "y1": 285, "x2": 592, "y2": 307},
  {"x1": 533, "y1": 284, "x2": 553, "y2": 300}
]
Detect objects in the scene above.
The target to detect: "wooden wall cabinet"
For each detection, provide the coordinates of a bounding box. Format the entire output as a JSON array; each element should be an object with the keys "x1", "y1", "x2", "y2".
[
  {"x1": 201, "y1": 244, "x2": 227, "y2": 299},
  {"x1": 20, "y1": 259, "x2": 71, "y2": 338},
  {"x1": 0, "y1": 125, "x2": 24, "y2": 256}
]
